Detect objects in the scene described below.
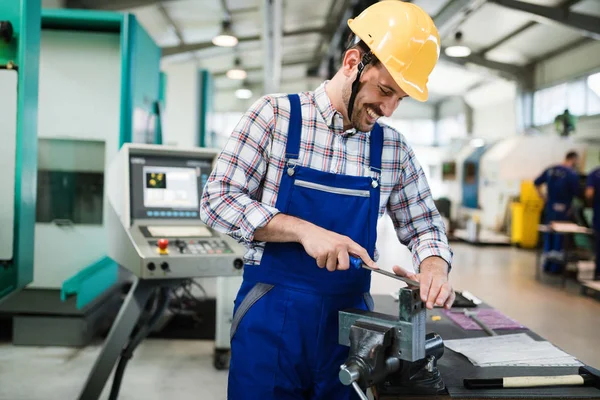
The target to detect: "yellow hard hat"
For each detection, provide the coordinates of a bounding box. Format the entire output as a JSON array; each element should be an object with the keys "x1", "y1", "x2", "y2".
[{"x1": 347, "y1": 1, "x2": 440, "y2": 102}]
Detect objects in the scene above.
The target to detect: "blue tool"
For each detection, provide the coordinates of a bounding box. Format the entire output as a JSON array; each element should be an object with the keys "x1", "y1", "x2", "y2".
[{"x1": 349, "y1": 256, "x2": 420, "y2": 287}]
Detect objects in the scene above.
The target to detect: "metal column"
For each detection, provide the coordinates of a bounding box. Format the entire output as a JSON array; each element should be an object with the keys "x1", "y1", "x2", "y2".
[{"x1": 262, "y1": 0, "x2": 282, "y2": 94}]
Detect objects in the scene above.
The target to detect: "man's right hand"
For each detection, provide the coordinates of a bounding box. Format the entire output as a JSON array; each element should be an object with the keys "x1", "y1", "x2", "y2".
[{"x1": 298, "y1": 223, "x2": 376, "y2": 272}]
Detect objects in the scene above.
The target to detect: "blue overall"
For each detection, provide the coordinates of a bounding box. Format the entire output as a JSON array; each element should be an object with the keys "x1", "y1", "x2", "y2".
[
  {"x1": 227, "y1": 94, "x2": 383, "y2": 399},
  {"x1": 535, "y1": 165, "x2": 580, "y2": 273},
  {"x1": 586, "y1": 168, "x2": 600, "y2": 279}
]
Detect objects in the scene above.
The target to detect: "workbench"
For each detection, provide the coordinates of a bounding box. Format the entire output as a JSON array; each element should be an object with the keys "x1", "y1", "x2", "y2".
[{"x1": 371, "y1": 294, "x2": 600, "y2": 399}]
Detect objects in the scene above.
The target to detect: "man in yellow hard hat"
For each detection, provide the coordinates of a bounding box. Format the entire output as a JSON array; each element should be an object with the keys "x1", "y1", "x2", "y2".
[{"x1": 200, "y1": 1, "x2": 454, "y2": 398}]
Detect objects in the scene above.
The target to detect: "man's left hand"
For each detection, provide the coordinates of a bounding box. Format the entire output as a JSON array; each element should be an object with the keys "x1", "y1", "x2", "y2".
[{"x1": 393, "y1": 257, "x2": 455, "y2": 310}]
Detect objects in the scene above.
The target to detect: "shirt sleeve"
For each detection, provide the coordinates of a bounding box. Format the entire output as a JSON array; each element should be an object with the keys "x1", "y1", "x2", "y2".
[
  {"x1": 534, "y1": 169, "x2": 547, "y2": 186},
  {"x1": 586, "y1": 171, "x2": 596, "y2": 188},
  {"x1": 387, "y1": 139, "x2": 453, "y2": 272},
  {"x1": 199, "y1": 96, "x2": 280, "y2": 244}
]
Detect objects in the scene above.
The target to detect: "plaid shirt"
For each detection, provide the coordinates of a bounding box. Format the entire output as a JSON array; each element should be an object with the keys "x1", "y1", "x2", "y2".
[{"x1": 200, "y1": 81, "x2": 453, "y2": 270}]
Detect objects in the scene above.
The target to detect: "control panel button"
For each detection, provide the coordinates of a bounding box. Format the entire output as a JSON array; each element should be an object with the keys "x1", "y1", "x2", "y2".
[
  {"x1": 147, "y1": 262, "x2": 156, "y2": 271},
  {"x1": 161, "y1": 262, "x2": 169, "y2": 271},
  {"x1": 158, "y1": 239, "x2": 169, "y2": 255}
]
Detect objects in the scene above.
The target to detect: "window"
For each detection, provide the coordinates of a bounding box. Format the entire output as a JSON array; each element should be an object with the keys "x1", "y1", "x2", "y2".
[
  {"x1": 36, "y1": 138, "x2": 105, "y2": 225},
  {"x1": 566, "y1": 80, "x2": 586, "y2": 117},
  {"x1": 587, "y1": 72, "x2": 600, "y2": 116},
  {"x1": 442, "y1": 161, "x2": 457, "y2": 181},
  {"x1": 533, "y1": 72, "x2": 600, "y2": 126},
  {"x1": 464, "y1": 162, "x2": 477, "y2": 184},
  {"x1": 533, "y1": 83, "x2": 567, "y2": 126}
]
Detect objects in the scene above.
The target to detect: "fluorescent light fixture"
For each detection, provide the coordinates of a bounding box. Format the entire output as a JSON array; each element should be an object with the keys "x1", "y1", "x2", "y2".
[
  {"x1": 445, "y1": 45, "x2": 471, "y2": 58},
  {"x1": 226, "y1": 68, "x2": 247, "y2": 80},
  {"x1": 212, "y1": 20, "x2": 238, "y2": 47},
  {"x1": 470, "y1": 138, "x2": 485, "y2": 147},
  {"x1": 235, "y1": 88, "x2": 253, "y2": 99}
]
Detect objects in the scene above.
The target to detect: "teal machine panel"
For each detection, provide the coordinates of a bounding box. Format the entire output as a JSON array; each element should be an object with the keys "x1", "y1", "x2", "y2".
[
  {"x1": 0, "y1": 8, "x2": 164, "y2": 347},
  {"x1": 0, "y1": 0, "x2": 41, "y2": 303},
  {"x1": 198, "y1": 69, "x2": 215, "y2": 148}
]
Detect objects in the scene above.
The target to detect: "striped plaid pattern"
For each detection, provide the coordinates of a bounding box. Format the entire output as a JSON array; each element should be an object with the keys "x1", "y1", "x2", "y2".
[{"x1": 200, "y1": 81, "x2": 453, "y2": 270}]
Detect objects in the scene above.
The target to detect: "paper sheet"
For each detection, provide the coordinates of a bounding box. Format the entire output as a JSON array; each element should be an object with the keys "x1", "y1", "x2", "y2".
[{"x1": 444, "y1": 333, "x2": 583, "y2": 367}]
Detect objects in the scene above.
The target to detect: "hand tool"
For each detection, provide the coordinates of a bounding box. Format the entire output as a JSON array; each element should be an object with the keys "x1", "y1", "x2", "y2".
[
  {"x1": 450, "y1": 308, "x2": 497, "y2": 336},
  {"x1": 464, "y1": 365, "x2": 600, "y2": 390},
  {"x1": 349, "y1": 256, "x2": 420, "y2": 287}
]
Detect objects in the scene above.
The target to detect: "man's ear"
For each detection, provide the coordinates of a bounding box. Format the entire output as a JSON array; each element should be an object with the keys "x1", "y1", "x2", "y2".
[{"x1": 341, "y1": 49, "x2": 361, "y2": 78}]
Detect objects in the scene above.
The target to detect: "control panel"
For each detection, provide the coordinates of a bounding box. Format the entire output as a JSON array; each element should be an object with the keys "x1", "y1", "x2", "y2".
[{"x1": 106, "y1": 144, "x2": 246, "y2": 280}]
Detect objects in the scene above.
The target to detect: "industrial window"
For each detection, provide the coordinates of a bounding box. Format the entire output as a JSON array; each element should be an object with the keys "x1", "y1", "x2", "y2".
[
  {"x1": 442, "y1": 161, "x2": 457, "y2": 181},
  {"x1": 587, "y1": 72, "x2": 600, "y2": 116},
  {"x1": 464, "y1": 162, "x2": 477, "y2": 184},
  {"x1": 36, "y1": 138, "x2": 105, "y2": 225},
  {"x1": 533, "y1": 72, "x2": 600, "y2": 126}
]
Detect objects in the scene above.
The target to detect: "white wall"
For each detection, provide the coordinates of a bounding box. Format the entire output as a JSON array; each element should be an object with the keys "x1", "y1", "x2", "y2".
[
  {"x1": 393, "y1": 98, "x2": 435, "y2": 119},
  {"x1": 465, "y1": 80, "x2": 518, "y2": 140},
  {"x1": 34, "y1": 30, "x2": 121, "y2": 288},
  {"x1": 440, "y1": 96, "x2": 466, "y2": 118},
  {"x1": 535, "y1": 41, "x2": 600, "y2": 89},
  {"x1": 162, "y1": 61, "x2": 199, "y2": 148}
]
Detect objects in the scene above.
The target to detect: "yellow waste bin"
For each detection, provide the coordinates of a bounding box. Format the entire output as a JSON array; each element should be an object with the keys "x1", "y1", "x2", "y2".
[{"x1": 511, "y1": 181, "x2": 544, "y2": 248}]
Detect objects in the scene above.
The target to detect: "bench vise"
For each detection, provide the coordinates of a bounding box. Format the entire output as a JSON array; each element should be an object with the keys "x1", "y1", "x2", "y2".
[{"x1": 338, "y1": 287, "x2": 445, "y2": 399}]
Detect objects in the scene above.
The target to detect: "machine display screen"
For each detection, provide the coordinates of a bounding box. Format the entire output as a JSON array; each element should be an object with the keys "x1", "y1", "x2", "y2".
[
  {"x1": 143, "y1": 166, "x2": 198, "y2": 209},
  {"x1": 130, "y1": 154, "x2": 212, "y2": 220}
]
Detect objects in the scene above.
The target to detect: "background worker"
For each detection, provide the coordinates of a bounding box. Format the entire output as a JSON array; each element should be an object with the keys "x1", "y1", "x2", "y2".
[
  {"x1": 534, "y1": 151, "x2": 581, "y2": 273},
  {"x1": 200, "y1": 2, "x2": 454, "y2": 399},
  {"x1": 585, "y1": 165, "x2": 600, "y2": 280}
]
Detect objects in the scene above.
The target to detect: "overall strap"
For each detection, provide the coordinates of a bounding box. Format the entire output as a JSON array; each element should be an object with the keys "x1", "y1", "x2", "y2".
[
  {"x1": 369, "y1": 122, "x2": 383, "y2": 174},
  {"x1": 285, "y1": 94, "x2": 302, "y2": 160}
]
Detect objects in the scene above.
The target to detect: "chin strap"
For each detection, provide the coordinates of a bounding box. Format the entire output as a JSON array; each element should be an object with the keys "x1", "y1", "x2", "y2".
[{"x1": 347, "y1": 51, "x2": 374, "y2": 124}]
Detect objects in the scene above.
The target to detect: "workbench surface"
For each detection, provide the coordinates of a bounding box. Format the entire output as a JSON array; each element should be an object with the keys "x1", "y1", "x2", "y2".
[{"x1": 371, "y1": 294, "x2": 600, "y2": 400}]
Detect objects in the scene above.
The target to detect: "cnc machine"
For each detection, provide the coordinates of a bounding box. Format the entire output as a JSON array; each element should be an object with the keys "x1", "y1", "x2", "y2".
[{"x1": 78, "y1": 143, "x2": 245, "y2": 400}]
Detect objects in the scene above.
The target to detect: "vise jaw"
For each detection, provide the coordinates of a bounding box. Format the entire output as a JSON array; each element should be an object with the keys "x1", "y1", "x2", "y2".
[{"x1": 338, "y1": 287, "x2": 445, "y2": 396}]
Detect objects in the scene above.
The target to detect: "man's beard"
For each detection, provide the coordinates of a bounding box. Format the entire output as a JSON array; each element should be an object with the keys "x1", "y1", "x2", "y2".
[{"x1": 342, "y1": 82, "x2": 373, "y2": 132}]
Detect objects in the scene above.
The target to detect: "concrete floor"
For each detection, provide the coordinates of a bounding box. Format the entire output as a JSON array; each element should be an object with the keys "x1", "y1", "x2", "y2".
[{"x1": 0, "y1": 243, "x2": 599, "y2": 400}]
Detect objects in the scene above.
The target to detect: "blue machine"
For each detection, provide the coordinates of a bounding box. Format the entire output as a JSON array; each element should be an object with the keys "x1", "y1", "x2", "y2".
[
  {"x1": 462, "y1": 144, "x2": 493, "y2": 209},
  {"x1": 0, "y1": 0, "x2": 41, "y2": 304},
  {"x1": 0, "y1": 8, "x2": 164, "y2": 347}
]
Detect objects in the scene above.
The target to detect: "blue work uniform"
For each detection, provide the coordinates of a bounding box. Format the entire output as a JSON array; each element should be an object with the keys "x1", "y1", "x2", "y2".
[
  {"x1": 227, "y1": 94, "x2": 382, "y2": 399},
  {"x1": 534, "y1": 165, "x2": 580, "y2": 273},
  {"x1": 586, "y1": 167, "x2": 600, "y2": 279}
]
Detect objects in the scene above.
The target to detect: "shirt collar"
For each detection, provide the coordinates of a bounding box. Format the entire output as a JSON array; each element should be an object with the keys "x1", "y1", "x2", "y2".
[
  {"x1": 313, "y1": 80, "x2": 371, "y2": 137},
  {"x1": 314, "y1": 81, "x2": 338, "y2": 128}
]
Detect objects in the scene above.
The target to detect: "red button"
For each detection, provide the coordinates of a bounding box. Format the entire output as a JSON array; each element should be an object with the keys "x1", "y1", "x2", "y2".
[{"x1": 157, "y1": 239, "x2": 169, "y2": 250}]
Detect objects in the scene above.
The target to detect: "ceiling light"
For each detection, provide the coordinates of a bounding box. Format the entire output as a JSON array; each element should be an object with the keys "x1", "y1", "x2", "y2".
[
  {"x1": 235, "y1": 88, "x2": 253, "y2": 99},
  {"x1": 445, "y1": 31, "x2": 471, "y2": 58},
  {"x1": 227, "y1": 57, "x2": 246, "y2": 80},
  {"x1": 212, "y1": 20, "x2": 238, "y2": 47},
  {"x1": 445, "y1": 45, "x2": 472, "y2": 58},
  {"x1": 227, "y1": 68, "x2": 246, "y2": 80}
]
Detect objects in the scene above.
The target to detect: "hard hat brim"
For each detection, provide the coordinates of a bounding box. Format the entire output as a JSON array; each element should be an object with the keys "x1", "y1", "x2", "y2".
[{"x1": 389, "y1": 70, "x2": 429, "y2": 102}]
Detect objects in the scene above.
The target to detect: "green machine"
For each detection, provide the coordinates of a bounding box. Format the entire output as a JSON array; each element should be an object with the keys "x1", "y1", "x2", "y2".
[
  {"x1": 0, "y1": 0, "x2": 41, "y2": 304},
  {"x1": 0, "y1": 8, "x2": 164, "y2": 346}
]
